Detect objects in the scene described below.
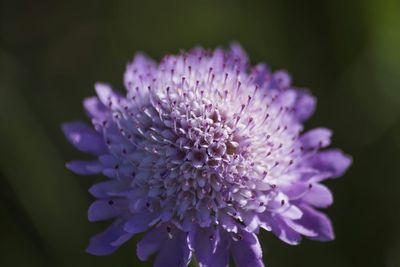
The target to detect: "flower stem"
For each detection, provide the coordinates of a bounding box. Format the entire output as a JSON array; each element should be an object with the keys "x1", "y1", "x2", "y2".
[{"x1": 189, "y1": 255, "x2": 199, "y2": 267}]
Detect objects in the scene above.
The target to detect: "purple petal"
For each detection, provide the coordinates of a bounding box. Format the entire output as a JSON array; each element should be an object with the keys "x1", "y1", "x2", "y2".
[
  {"x1": 188, "y1": 227, "x2": 209, "y2": 259},
  {"x1": 124, "y1": 53, "x2": 156, "y2": 89},
  {"x1": 295, "y1": 204, "x2": 334, "y2": 241},
  {"x1": 228, "y1": 42, "x2": 249, "y2": 69},
  {"x1": 153, "y1": 229, "x2": 192, "y2": 267},
  {"x1": 88, "y1": 199, "x2": 128, "y2": 222},
  {"x1": 86, "y1": 217, "x2": 133, "y2": 255},
  {"x1": 281, "y1": 182, "x2": 310, "y2": 200},
  {"x1": 65, "y1": 160, "x2": 102, "y2": 175},
  {"x1": 196, "y1": 204, "x2": 212, "y2": 227},
  {"x1": 137, "y1": 224, "x2": 192, "y2": 267},
  {"x1": 293, "y1": 90, "x2": 316, "y2": 122},
  {"x1": 241, "y1": 212, "x2": 260, "y2": 233},
  {"x1": 196, "y1": 229, "x2": 231, "y2": 267},
  {"x1": 62, "y1": 121, "x2": 107, "y2": 155},
  {"x1": 98, "y1": 154, "x2": 119, "y2": 167},
  {"x1": 284, "y1": 218, "x2": 318, "y2": 237},
  {"x1": 258, "y1": 213, "x2": 301, "y2": 245},
  {"x1": 309, "y1": 149, "x2": 352, "y2": 178},
  {"x1": 231, "y1": 229, "x2": 264, "y2": 267},
  {"x1": 95, "y1": 83, "x2": 121, "y2": 109},
  {"x1": 302, "y1": 183, "x2": 333, "y2": 208},
  {"x1": 276, "y1": 90, "x2": 297, "y2": 108},
  {"x1": 88, "y1": 179, "x2": 131, "y2": 198},
  {"x1": 206, "y1": 229, "x2": 231, "y2": 267},
  {"x1": 272, "y1": 70, "x2": 292, "y2": 89},
  {"x1": 252, "y1": 63, "x2": 271, "y2": 87},
  {"x1": 137, "y1": 225, "x2": 167, "y2": 261},
  {"x1": 300, "y1": 128, "x2": 332, "y2": 150},
  {"x1": 280, "y1": 205, "x2": 303, "y2": 220},
  {"x1": 124, "y1": 211, "x2": 160, "y2": 234},
  {"x1": 189, "y1": 227, "x2": 228, "y2": 267},
  {"x1": 83, "y1": 96, "x2": 107, "y2": 120},
  {"x1": 219, "y1": 213, "x2": 239, "y2": 233}
]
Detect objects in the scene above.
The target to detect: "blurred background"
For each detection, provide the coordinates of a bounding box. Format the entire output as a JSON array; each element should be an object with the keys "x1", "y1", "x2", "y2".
[{"x1": 1, "y1": 0, "x2": 399, "y2": 266}]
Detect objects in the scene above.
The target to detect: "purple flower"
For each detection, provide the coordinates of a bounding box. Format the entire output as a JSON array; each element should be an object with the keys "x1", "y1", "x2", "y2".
[{"x1": 63, "y1": 44, "x2": 352, "y2": 266}]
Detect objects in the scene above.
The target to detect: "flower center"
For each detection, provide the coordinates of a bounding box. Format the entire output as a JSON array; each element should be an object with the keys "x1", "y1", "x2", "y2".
[{"x1": 107, "y1": 66, "x2": 299, "y2": 228}]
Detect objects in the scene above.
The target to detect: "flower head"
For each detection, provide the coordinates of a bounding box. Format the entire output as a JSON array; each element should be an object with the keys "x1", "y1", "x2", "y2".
[{"x1": 63, "y1": 44, "x2": 352, "y2": 267}]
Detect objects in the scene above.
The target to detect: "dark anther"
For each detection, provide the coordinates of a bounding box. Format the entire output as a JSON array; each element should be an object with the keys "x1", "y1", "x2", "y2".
[
  {"x1": 309, "y1": 183, "x2": 313, "y2": 189},
  {"x1": 233, "y1": 233, "x2": 242, "y2": 241},
  {"x1": 318, "y1": 141, "x2": 323, "y2": 148},
  {"x1": 209, "y1": 235, "x2": 214, "y2": 241},
  {"x1": 108, "y1": 200, "x2": 114, "y2": 205},
  {"x1": 166, "y1": 225, "x2": 172, "y2": 233},
  {"x1": 281, "y1": 199, "x2": 285, "y2": 206},
  {"x1": 114, "y1": 164, "x2": 119, "y2": 169}
]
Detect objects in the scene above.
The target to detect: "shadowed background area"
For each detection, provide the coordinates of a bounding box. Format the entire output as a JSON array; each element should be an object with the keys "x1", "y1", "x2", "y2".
[{"x1": 1, "y1": 0, "x2": 399, "y2": 266}]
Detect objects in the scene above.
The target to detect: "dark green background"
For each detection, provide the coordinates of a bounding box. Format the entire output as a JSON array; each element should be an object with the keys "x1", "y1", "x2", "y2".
[{"x1": 1, "y1": 0, "x2": 399, "y2": 266}]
